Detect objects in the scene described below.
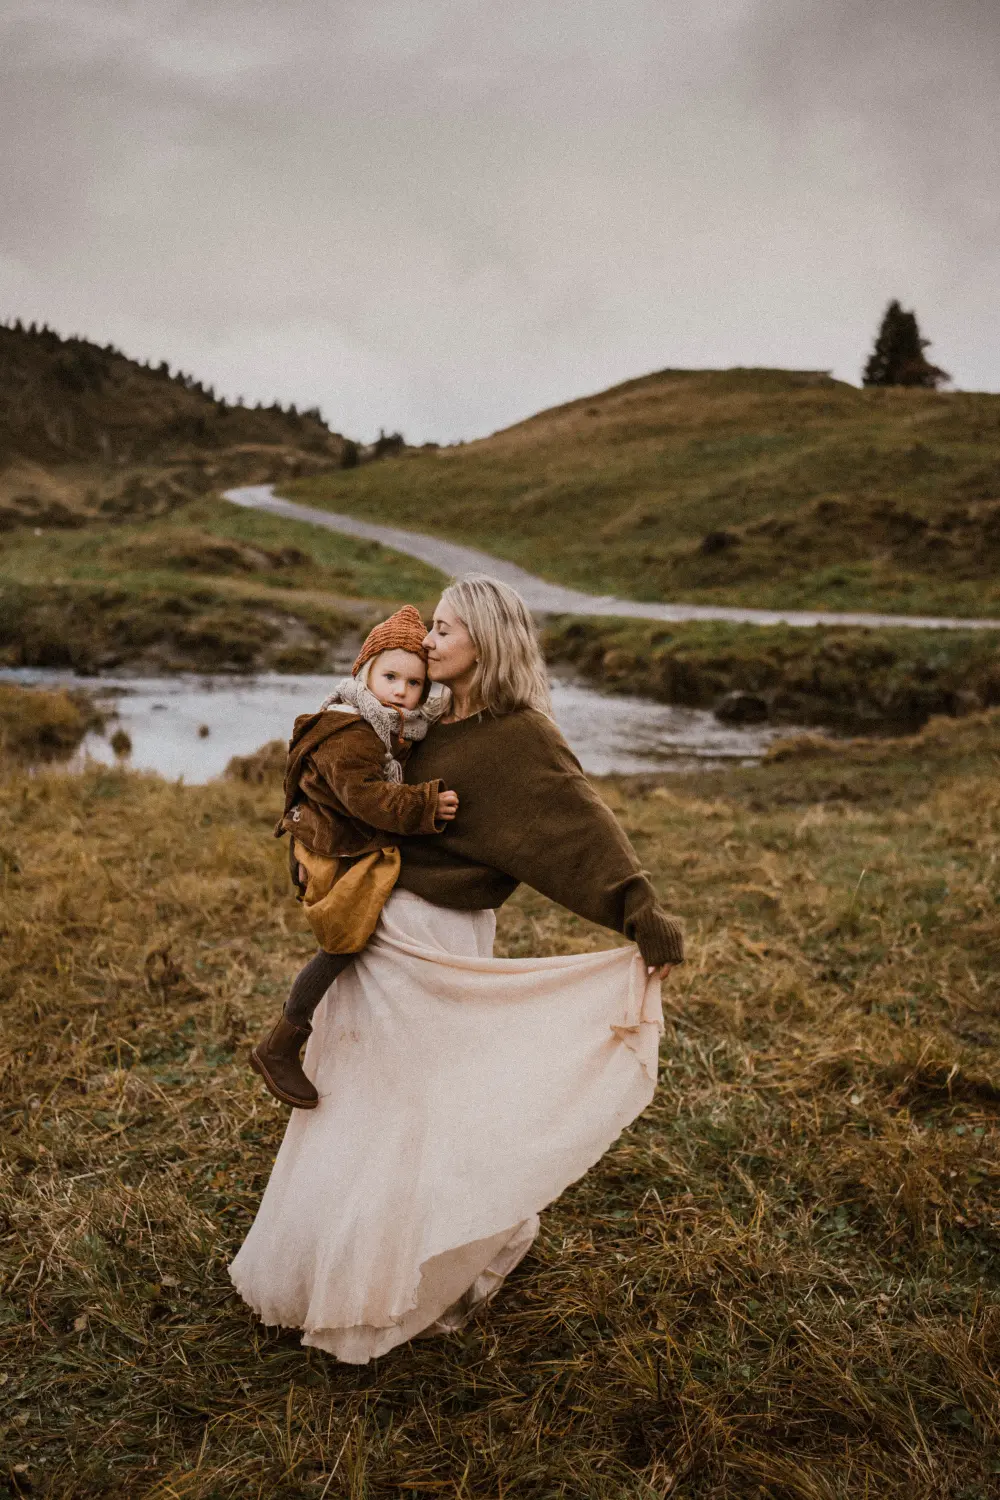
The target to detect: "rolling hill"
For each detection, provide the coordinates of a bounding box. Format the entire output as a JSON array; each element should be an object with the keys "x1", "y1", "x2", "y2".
[
  {"x1": 0, "y1": 320, "x2": 347, "y2": 529},
  {"x1": 0, "y1": 321, "x2": 445, "y2": 675},
  {"x1": 288, "y1": 367, "x2": 1000, "y2": 619}
]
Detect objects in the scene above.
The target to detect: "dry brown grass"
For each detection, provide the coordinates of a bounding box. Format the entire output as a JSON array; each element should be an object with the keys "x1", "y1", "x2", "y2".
[
  {"x1": 1, "y1": 715, "x2": 998, "y2": 1498},
  {"x1": 0, "y1": 684, "x2": 104, "y2": 760}
]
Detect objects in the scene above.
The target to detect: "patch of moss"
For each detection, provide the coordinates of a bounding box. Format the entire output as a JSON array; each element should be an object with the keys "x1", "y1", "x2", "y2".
[{"x1": 0, "y1": 578, "x2": 355, "y2": 674}]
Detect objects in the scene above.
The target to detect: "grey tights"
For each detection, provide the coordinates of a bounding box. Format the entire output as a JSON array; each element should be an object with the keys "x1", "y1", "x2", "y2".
[{"x1": 283, "y1": 950, "x2": 354, "y2": 1029}]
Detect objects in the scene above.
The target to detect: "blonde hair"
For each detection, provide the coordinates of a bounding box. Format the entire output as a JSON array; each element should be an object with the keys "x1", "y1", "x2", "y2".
[{"x1": 439, "y1": 574, "x2": 552, "y2": 717}]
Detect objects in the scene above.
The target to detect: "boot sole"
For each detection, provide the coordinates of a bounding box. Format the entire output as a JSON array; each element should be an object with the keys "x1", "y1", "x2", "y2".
[{"x1": 249, "y1": 1048, "x2": 319, "y2": 1109}]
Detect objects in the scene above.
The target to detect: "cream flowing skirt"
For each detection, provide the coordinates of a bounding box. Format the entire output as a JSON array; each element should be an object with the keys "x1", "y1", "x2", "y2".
[{"x1": 229, "y1": 890, "x2": 663, "y2": 1363}]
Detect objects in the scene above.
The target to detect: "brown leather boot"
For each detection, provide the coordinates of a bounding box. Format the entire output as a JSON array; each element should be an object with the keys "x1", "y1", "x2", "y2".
[{"x1": 250, "y1": 1016, "x2": 319, "y2": 1109}]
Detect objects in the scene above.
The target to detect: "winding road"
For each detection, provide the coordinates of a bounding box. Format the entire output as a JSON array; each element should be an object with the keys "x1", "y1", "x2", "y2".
[{"x1": 225, "y1": 485, "x2": 1000, "y2": 632}]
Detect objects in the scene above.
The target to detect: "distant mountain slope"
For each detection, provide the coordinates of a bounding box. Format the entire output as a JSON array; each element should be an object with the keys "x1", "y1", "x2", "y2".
[
  {"x1": 0, "y1": 321, "x2": 442, "y2": 677},
  {"x1": 0, "y1": 320, "x2": 350, "y2": 531},
  {"x1": 0, "y1": 320, "x2": 343, "y2": 467},
  {"x1": 288, "y1": 367, "x2": 1000, "y2": 618}
]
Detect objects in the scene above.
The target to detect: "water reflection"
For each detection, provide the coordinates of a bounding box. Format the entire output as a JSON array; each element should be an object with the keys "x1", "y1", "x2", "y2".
[{"x1": 3, "y1": 671, "x2": 803, "y2": 781}]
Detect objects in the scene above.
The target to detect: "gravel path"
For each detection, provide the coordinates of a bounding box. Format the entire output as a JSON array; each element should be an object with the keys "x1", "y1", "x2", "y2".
[{"x1": 225, "y1": 485, "x2": 1000, "y2": 631}]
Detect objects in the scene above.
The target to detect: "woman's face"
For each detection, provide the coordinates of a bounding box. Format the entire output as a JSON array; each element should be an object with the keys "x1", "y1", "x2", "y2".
[{"x1": 423, "y1": 599, "x2": 478, "y2": 685}]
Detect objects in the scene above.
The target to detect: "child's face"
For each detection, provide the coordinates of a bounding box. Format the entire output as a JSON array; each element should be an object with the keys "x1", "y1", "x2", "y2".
[{"x1": 367, "y1": 649, "x2": 427, "y2": 711}]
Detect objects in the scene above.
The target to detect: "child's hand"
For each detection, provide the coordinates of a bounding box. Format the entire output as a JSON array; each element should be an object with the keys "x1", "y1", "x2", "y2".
[{"x1": 436, "y1": 790, "x2": 459, "y2": 822}]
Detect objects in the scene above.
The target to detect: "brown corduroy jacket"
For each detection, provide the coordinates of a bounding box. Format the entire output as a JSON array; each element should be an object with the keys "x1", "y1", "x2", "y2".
[{"x1": 274, "y1": 708, "x2": 444, "y2": 862}]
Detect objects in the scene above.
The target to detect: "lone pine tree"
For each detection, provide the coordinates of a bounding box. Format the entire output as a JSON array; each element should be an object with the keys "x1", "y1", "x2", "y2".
[{"x1": 863, "y1": 300, "x2": 949, "y2": 389}]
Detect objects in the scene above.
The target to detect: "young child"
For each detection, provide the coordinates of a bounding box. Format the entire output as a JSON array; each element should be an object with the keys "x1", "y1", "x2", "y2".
[{"x1": 251, "y1": 605, "x2": 458, "y2": 1108}]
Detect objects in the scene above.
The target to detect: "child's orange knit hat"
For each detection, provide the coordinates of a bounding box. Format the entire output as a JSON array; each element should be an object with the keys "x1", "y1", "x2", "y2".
[{"x1": 352, "y1": 605, "x2": 428, "y2": 676}]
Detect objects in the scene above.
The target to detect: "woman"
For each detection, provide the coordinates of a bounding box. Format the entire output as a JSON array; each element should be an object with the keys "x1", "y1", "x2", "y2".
[{"x1": 230, "y1": 576, "x2": 683, "y2": 1363}]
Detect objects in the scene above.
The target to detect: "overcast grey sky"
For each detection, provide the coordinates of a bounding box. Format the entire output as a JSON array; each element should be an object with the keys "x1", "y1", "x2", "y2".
[{"x1": 2, "y1": 0, "x2": 997, "y2": 442}]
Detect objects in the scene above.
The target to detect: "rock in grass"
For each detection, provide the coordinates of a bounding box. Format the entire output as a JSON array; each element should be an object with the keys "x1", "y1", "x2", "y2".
[
  {"x1": 700, "y1": 528, "x2": 739, "y2": 555},
  {"x1": 714, "y1": 689, "x2": 769, "y2": 724}
]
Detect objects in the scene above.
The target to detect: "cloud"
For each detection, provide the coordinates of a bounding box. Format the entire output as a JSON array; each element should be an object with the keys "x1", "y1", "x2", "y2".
[
  {"x1": 1, "y1": 1, "x2": 997, "y2": 440},
  {"x1": 743, "y1": 0, "x2": 1000, "y2": 251}
]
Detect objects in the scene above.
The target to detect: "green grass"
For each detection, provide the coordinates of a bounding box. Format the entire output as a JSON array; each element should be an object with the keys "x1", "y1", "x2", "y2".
[
  {"x1": 0, "y1": 495, "x2": 446, "y2": 603},
  {"x1": 4, "y1": 483, "x2": 1000, "y2": 731},
  {"x1": 542, "y1": 616, "x2": 1000, "y2": 732},
  {"x1": 5, "y1": 489, "x2": 999, "y2": 729},
  {"x1": 0, "y1": 498, "x2": 447, "y2": 675},
  {"x1": 5, "y1": 365, "x2": 1000, "y2": 724},
  {"x1": 0, "y1": 576, "x2": 361, "y2": 675},
  {"x1": 285, "y1": 368, "x2": 1000, "y2": 618},
  {"x1": 1, "y1": 713, "x2": 998, "y2": 1496}
]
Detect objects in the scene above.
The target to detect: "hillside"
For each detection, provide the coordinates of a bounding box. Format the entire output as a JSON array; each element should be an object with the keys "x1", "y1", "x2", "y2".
[
  {"x1": 0, "y1": 497, "x2": 446, "y2": 675},
  {"x1": 4, "y1": 341, "x2": 1000, "y2": 724},
  {"x1": 0, "y1": 320, "x2": 348, "y2": 529},
  {"x1": 0, "y1": 319, "x2": 343, "y2": 466},
  {"x1": 0, "y1": 321, "x2": 449, "y2": 674},
  {"x1": 288, "y1": 367, "x2": 1000, "y2": 618}
]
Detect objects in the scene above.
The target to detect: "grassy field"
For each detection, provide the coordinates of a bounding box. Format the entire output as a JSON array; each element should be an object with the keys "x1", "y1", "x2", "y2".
[
  {"x1": 0, "y1": 497, "x2": 445, "y2": 604},
  {"x1": 286, "y1": 368, "x2": 1000, "y2": 619},
  {"x1": 0, "y1": 321, "x2": 448, "y2": 675},
  {"x1": 0, "y1": 498, "x2": 446, "y2": 675},
  {"x1": 2, "y1": 707, "x2": 998, "y2": 1497}
]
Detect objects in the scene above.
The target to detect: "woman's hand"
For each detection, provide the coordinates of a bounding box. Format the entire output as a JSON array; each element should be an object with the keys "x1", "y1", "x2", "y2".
[
  {"x1": 648, "y1": 965, "x2": 673, "y2": 981},
  {"x1": 436, "y1": 790, "x2": 460, "y2": 821}
]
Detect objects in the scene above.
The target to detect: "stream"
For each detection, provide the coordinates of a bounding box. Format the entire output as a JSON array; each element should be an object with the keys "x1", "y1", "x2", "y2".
[{"x1": 7, "y1": 669, "x2": 801, "y2": 781}]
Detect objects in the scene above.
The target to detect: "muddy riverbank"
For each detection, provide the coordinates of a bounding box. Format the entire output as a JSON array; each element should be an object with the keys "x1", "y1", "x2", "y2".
[
  {"x1": 226, "y1": 485, "x2": 1000, "y2": 734},
  {"x1": 542, "y1": 615, "x2": 1000, "y2": 734},
  {"x1": 5, "y1": 577, "x2": 999, "y2": 734}
]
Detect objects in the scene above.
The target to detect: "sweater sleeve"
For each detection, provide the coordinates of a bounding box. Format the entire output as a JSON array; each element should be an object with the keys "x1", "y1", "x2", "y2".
[
  {"x1": 492, "y1": 715, "x2": 684, "y2": 966},
  {"x1": 310, "y1": 731, "x2": 443, "y2": 837}
]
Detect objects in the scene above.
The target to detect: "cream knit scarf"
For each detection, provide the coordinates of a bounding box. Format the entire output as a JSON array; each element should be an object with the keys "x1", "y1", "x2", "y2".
[{"x1": 318, "y1": 677, "x2": 448, "y2": 783}]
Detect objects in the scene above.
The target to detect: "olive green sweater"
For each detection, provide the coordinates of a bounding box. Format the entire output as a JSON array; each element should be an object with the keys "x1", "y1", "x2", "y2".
[{"x1": 399, "y1": 708, "x2": 684, "y2": 967}]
